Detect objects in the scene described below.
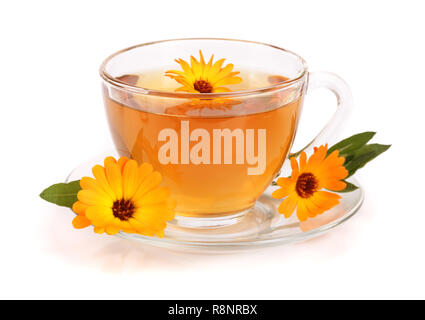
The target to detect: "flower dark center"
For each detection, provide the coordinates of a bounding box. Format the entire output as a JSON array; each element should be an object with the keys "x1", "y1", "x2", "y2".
[
  {"x1": 112, "y1": 199, "x2": 135, "y2": 221},
  {"x1": 194, "y1": 79, "x2": 213, "y2": 93},
  {"x1": 295, "y1": 173, "x2": 319, "y2": 198}
]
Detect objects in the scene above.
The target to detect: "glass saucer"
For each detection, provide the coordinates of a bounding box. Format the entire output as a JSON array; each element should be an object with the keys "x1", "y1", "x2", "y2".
[{"x1": 67, "y1": 153, "x2": 364, "y2": 251}]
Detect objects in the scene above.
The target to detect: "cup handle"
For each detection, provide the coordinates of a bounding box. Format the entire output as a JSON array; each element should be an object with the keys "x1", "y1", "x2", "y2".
[{"x1": 289, "y1": 71, "x2": 353, "y2": 157}]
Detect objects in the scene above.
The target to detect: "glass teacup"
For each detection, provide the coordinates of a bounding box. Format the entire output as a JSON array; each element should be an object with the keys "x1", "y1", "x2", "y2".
[{"x1": 100, "y1": 39, "x2": 351, "y2": 228}]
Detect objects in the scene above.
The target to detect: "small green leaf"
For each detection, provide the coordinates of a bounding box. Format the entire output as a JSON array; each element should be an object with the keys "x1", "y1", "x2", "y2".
[
  {"x1": 39, "y1": 180, "x2": 81, "y2": 208},
  {"x1": 328, "y1": 131, "x2": 376, "y2": 156},
  {"x1": 344, "y1": 143, "x2": 391, "y2": 177},
  {"x1": 336, "y1": 180, "x2": 359, "y2": 193}
]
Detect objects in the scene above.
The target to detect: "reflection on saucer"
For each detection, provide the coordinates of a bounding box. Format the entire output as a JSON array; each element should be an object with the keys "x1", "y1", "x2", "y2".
[{"x1": 299, "y1": 203, "x2": 349, "y2": 232}]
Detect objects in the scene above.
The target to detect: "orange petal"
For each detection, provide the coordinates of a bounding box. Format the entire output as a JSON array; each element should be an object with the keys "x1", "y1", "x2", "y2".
[
  {"x1": 176, "y1": 59, "x2": 194, "y2": 79},
  {"x1": 296, "y1": 201, "x2": 309, "y2": 222},
  {"x1": 166, "y1": 198, "x2": 177, "y2": 210},
  {"x1": 322, "y1": 179, "x2": 347, "y2": 191},
  {"x1": 306, "y1": 145, "x2": 328, "y2": 170},
  {"x1": 121, "y1": 228, "x2": 136, "y2": 234},
  {"x1": 317, "y1": 166, "x2": 349, "y2": 184},
  {"x1": 213, "y1": 76, "x2": 242, "y2": 87},
  {"x1": 302, "y1": 198, "x2": 325, "y2": 218},
  {"x1": 85, "y1": 205, "x2": 113, "y2": 222},
  {"x1": 135, "y1": 202, "x2": 174, "y2": 220},
  {"x1": 156, "y1": 230, "x2": 165, "y2": 238},
  {"x1": 299, "y1": 152, "x2": 307, "y2": 171},
  {"x1": 72, "y1": 215, "x2": 91, "y2": 229},
  {"x1": 77, "y1": 189, "x2": 113, "y2": 207},
  {"x1": 138, "y1": 162, "x2": 154, "y2": 183},
  {"x1": 176, "y1": 85, "x2": 195, "y2": 92},
  {"x1": 211, "y1": 64, "x2": 234, "y2": 84},
  {"x1": 105, "y1": 226, "x2": 120, "y2": 235},
  {"x1": 207, "y1": 54, "x2": 214, "y2": 68},
  {"x1": 132, "y1": 211, "x2": 167, "y2": 234},
  {"x1": 104, "y1": 157, "x2": 123, "y2": 199},
  {"x1": 117, "y1": 156, "x2": 129, "y2": 174},
  {"x1": 276, "y1": 177, "x2": 295, "y2": 188},
  {"x1": 80, "y1": 177, "x2": 112, "y2": 200},
  {"x1": 210, "y1": 58, "x2": 226, "y2": 76},
  {"x1": 290, "y1": 157, "x2": 299, "y2": 178},
  {"x1": 213, "y1": 87, "x2": 231, "y2": 93},
  {"x1": 103, "y1": 156, "x2": 117, "y2": 165},
  {"x1": 92, "y1": 165, "x2": 117, "y2": 201},
  {"x1": 128, "y1": 218, "x2": 151, "y2": 235},
  {"x1": 314, "y1": 150, "x2": 347, "y2": 178},
  {"x1": 272, "y1": 186, "x2": 292, "y2": 199},
  {"x1": 325, "y1": 150, "x2": 343, "y2": 164},
  {"x1": 135, "y1": 187, "x2": 171, "y2": 206},
  {"x1": 72, "y1": 201, "x2": 88, "y2": 215},
  {"x1": 277, "y1": 193, "x2": 298, "y2": 218},
  {"x1": 131, "y1": 171, "x2": 162, "y2": 202},
  {"x1": 310, "y1": 191, "x2": 341, "y2": 211},
  {"x1": 93, "y1": 227, "x2": 105, "y2": 234},
  {"x1": 190, "y1": 55, "x2": 202, "y2": 75},
  {"x1": 122, "y1": 159, "x2": 140, "y2": 199},
  {"x1": 199, "y1": 50, "x2": 206, "y2": 65},
  {"x1": 112, "y1": 218, "x2": 133, "y2": 231}
]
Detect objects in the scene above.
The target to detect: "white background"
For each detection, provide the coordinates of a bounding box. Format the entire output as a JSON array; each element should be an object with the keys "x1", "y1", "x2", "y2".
[{"x1": 0, "y1": 0, "x2": 423, "y2": 299}]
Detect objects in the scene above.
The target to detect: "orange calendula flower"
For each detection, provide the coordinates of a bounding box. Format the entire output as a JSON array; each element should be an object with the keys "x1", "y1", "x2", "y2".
[
  {"x1": 272, "y1": 145, "x2": 348, "y2": 221},
  {"x1": 165, "y1": 50, "x2": 242, "y2": 93},
  {"x1": 72, "y1": 156, "x2": 176, "y2": 237}
]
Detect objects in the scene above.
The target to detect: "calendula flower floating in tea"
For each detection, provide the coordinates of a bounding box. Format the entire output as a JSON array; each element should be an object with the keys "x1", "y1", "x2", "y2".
[
  {"x1": 40, "y1": 156, "x2": 176, "y2": 237},
  {"x1": 165, "y1": 50, "x2": 242, "y2": 93},
  {"x1": 272, "y1": 132, "x2": 390, "y2": 221}
]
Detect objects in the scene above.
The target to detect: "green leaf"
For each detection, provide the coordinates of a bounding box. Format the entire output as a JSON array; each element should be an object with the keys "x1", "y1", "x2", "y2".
[
  {"x1": 344, "y1": 143, "x2": 391, "y2": 177},
  {"x1": 328, "y1": 131, "x2": 376, "y2": 156},
  {"x1": 336, "y1": 180, "x2": 359, "y2": 193},
  {"x1": 39, "y1": 180, "x2": 81, "y2": 208}
]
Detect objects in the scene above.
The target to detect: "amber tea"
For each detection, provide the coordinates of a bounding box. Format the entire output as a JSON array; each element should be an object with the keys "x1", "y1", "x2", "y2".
[{"x1": 103, "y1": 69, "x2": 303, "y2": 217}]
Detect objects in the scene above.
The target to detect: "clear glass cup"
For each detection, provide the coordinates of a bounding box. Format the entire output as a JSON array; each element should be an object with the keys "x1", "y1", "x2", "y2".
[{"x1": 100, "y1": 38, "x2": 352, "y2": 228}]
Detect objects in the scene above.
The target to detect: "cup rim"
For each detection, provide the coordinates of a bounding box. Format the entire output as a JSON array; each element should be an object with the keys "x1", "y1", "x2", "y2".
[{"x1": 99, "y1": 38, "x2": 308, "y2": 98}]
